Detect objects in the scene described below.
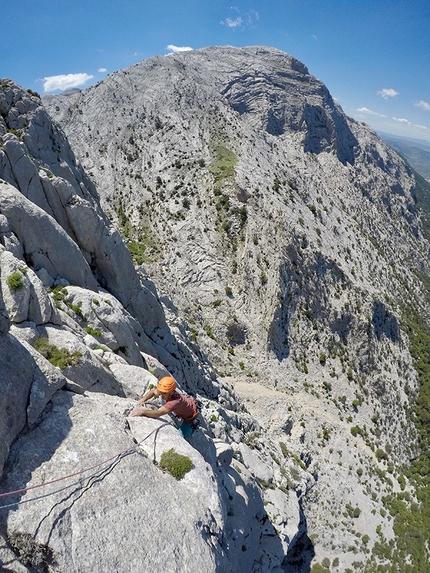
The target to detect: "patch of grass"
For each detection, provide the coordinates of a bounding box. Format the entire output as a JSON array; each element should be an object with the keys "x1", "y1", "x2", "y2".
[
  {"x1": 127, "y1": 239, "x2": 157, "y2": 264},
  {"x1": 33, "y1": 337, "x2": 82, "y2": 369},
  {"x1": 6, "y1": 270, "x2": 24, "y2": 291},
  {"x1": 158, "y1": 448, "x2": 193, "y2": 480},
  {"x1": 209, "y1": 146, "x2": 237, "y2": 191},
  {"x1": 85, "y1": 326, "x2": 102, "y2": 337},
  {"x1": 7, "y1": 128, "x2": 22, "y2": 139},
  {"x1": 69, "y1": 303, "x2": 84, "y2": 319},
  {"x1": 48, "y1": 285, "x2": 68, "y2": 307}
]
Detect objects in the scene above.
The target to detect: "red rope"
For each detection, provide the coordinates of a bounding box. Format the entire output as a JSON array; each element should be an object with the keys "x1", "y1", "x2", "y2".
[
  {"x1": 0, "y1": 447, "x2": 132, "y2": 499},
  {"x1": 0, "y1": 421, "x2": 169, "y2": 500}
]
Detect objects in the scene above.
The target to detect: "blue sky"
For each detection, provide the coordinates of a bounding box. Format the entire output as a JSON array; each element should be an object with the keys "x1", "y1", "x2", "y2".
[{"x1": 2, "y1": 0, "x2": 430, "y2": 142}]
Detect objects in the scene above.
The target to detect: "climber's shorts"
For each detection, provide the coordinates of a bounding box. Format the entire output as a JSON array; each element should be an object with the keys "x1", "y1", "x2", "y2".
[{"x1": 178, "y1": 420, "x2": 194, "y2": 438}]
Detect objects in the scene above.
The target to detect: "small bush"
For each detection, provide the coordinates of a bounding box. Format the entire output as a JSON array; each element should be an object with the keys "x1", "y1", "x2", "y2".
[
  {"x1": 7, "y1": 271, "x2": 24, "y2": 291},
  {"x1": 397, "y1": 474, "x2": 406, "y2": 490},
  {"x1": 85, "y1": 326, "x2": 102, "y2": 337},
  {"x1": 27, "y1": 89, "x2": 41, "y2": 98},
  {"x1": 33, "y1": 337, "x2": 82, "y2": 369},
  {"x1": 8, "y1": 531, "x2": 54, "y2": 569},
  {"x1": 69, "y1": 303, "x2": 84, "y2": 319},
  {"x1": 159, "y1": 448, "x2": 193, "y2": 480},
  {"x1": 375, "y1": 448, "x2": 388, "y2": 462},
  {"x1": 350, "y1": 425, "x2": 362, "y2": 437}
]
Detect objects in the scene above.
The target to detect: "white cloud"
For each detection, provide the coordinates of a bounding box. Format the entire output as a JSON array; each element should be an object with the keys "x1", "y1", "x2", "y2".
[
  {"x1": 392, "y1": 117, "x2": 429, "y2": 132},
  {"x1": 377, "y1": 88, "x2": 399, "y2": 100},
  {"x1": 221, "y1": 8, "x2": 259, "y2": 29},
  {"x1": 43, "y1": 73, "x2": 94, "y2": 93},
  {"x1": 357, "y1": 107, "x2": 386, "y2": 117},
  {"x1": 98, "y1": 68, "x2": 107, "y2": 73},
  {"x1": 166, "y1": 45, "x2": 193, "y2": 54},
  {"x1": 415, "y1": 100, "x2": 430, "y2": 111},
  {"x1": 393, "y1": 117, "x2": 411, "y2": 125},
  {"x1": 222, "y1": 16, "x2": 243, "y2": 28},
  {"x1": 247, "y1": 9, "x2": 260, "y2": 23}
]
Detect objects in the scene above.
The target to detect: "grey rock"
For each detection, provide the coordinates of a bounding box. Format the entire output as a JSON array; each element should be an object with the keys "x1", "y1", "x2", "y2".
[
  {"x1": 0, "y1": 334, "x2": 37, "y2": 478},
  {"x1": 0, "y1": 181, "x2": 97, "y2": 290},
  {"x1": 214, "y1": 440, "x2": 234, "y2": 467},
  {"x1": 109, "y1": 362, "x2": 157, "y2": 399},
  {"x1": 0, "y1": 393, "x2": 226, "y2": 573}
]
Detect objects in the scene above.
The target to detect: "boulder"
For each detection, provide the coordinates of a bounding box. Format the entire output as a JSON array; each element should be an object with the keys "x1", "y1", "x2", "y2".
[
  {"x1": 34, "y1": 323, "x2": 124, "y2": 396},
  {"x1": 0, "y1": 182, "x2": 98, "y2": 291},
  {"x1": 109, "y1": 363, "x2": 157, "y2": 400},
  {"x1": 0, "y1": 334, "x2": 37, "y2": 478}
]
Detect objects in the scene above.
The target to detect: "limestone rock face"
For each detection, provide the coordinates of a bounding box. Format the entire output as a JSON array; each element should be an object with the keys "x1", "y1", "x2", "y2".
[
  {"x1": 0, "y1": 76, "x2": 310, "y2": 573},
  {"x1": 0, "y1": 393, "x2": 225, "y2": 573},
  {"x1": 1, "y1": 43, "x2": 430, "y2": 571}
]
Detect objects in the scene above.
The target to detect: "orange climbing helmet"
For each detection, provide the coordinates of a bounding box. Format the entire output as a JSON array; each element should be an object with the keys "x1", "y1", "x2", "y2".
[{"x1": 157, "y1": 376, "x2": 176, "y2": 394}]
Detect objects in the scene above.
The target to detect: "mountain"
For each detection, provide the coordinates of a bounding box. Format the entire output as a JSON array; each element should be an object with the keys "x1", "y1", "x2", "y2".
[
  {"x1": 379, "y1": 131, "x2": 430, "y2": 180},
  {"x1": 1, "y1": 45, "x2": 430, "y2": 572}
]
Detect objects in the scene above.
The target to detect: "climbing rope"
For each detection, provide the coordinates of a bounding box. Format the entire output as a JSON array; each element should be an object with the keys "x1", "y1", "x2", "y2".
[{"x1": 0, "y1": 419, "x2": 172, "y2": 510}]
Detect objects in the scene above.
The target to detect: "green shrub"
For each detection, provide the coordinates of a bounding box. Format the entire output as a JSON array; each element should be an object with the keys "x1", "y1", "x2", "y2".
[
  {"x1": 27, "y1": 89, "x2": 41, "y2": 98},
  {"x1": 375, "y1": 448, "x2": 388, "y2": 462},
  {"x1": 350, "y1": 425, "x2": 362, "y2": 437},
  {"x1": 6, "y1": 271, "x2": 24, "y2": 291},
  {"x1": 397, "y1": 474, "x2": 406, "y2": 491},
  {"x1": 86, "y1": 326, "x2": 102, "y2": 337},
  {"x1": 311, "y1": 563, "x2": 329, "y2": 573},
  {"x1": 7, "y1": 531, "x2": 54, "y2": 569},
  {"x1": 33, "y1": 337, "x2": 82, "y2": 369},
  {"x1": 69, "y1": 303, "x2": 84, "y2": 319},
  {"x1": 158, "y1": 448, "x2": 193, "y2": 480}
]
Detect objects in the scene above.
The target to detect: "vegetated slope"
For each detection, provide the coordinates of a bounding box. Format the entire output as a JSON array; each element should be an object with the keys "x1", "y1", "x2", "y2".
[
  {"x1": 379, "y1": 131, "x2": 430, "y2": 181},
  {"x1": 43, "y1": 46, "x2": 430, "y2": 571}
]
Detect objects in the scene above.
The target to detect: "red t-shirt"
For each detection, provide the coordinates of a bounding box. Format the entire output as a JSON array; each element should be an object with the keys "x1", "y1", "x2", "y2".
[{"x1": 162, "y1": 392, "x2": 197, "y2": 420}]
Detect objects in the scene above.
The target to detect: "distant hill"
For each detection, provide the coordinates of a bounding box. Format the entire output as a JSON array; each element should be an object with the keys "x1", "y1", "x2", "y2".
[{"x1": 379, "y1": 131, "x2": 430, "y2": 180}]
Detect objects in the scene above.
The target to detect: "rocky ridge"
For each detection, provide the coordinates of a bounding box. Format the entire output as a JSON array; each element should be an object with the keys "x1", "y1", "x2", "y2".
[{"x1": 0, "y1": 44, "x2": 429, "y2": 572}]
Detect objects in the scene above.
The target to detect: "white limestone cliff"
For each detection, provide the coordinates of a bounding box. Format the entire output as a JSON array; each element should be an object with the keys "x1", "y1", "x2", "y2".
[{"x1": 0, "y1": 44, "x2": 429, "y2": 571}]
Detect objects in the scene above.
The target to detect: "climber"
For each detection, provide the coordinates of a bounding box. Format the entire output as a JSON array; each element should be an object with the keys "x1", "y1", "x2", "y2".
[{"x1": 130, "y1": 376, "x2": 198, "y2": 438}]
